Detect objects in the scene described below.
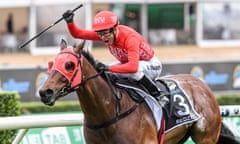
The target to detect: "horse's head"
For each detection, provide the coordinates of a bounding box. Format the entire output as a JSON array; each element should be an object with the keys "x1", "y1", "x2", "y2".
[{"x1": 39, "y1": 39, "x2": 85, "y2": 106}]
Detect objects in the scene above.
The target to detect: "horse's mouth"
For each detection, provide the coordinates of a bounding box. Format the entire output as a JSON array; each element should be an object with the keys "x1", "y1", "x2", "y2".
[
  {"x1": 41, "y1": 97, "x2": 55, "y2": 106},
  {"x1": 39, "y1": 85, "x2": 71, "y2": 106},
  {"x1": 39, "y1": 89, "x2": 59, "y2": 106},
  {"x1": 40, "y1": 88, "x2": 69, "y2": 106}
]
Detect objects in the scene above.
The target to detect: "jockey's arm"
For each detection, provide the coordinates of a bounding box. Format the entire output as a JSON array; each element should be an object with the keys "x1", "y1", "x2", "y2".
[{"x1": 67, "y1": 22, "x2": 100, "y2": 41}]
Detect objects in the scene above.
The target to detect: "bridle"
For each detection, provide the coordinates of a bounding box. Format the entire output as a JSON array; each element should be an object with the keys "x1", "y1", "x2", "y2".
[
  {"x1": 55, "y1": 50, "x2": 139, "y2": 130},
  {"x1": 55, "y1": 51, "x2": 102, "y2": 95}
]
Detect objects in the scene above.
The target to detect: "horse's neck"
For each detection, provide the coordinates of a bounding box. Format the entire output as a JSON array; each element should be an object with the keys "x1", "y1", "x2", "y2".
[{"x1": 78, "y1": 58, "x2": 116, "y2": 122}]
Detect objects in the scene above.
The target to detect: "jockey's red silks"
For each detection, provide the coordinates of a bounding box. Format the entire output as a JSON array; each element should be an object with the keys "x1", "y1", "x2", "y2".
[{"x1": 47, "y1": 47, "x2": 82, "y2": 88}]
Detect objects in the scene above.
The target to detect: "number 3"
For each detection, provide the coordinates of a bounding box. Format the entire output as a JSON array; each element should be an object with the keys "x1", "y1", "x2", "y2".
[{"x1": 173, "y1": 94, "x2": 190, "y2": 116}]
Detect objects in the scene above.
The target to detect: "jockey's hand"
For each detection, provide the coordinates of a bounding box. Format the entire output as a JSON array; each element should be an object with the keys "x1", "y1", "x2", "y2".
[
  {"x1": 96, "y1": 62, "x2": 109, "y2": 72},
  {"x1": 62, "y1": 10, "x2": 74, "y2": 23}
]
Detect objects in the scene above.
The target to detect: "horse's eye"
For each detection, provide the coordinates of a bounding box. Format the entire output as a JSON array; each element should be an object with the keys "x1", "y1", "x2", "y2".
[{"x1": 65, "y1": 61, "x2": 75, "y2": 71}]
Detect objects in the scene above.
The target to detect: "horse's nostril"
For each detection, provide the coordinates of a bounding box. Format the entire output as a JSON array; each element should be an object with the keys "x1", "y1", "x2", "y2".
[
  {"x1": 39, "y1": 89, "x2": 53, "y2": 97},
  {"x1": 46, "y1": 89, "x2": 53, "y2": 96}
]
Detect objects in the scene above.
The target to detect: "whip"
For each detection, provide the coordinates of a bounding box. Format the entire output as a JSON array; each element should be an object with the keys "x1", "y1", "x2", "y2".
[{"x1": 19, "y1": 4, "x2": 83, "y2": 49}]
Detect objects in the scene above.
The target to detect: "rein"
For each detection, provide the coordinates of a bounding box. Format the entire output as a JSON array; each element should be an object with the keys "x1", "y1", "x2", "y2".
[
  {"x1": 57, "y1": 51, "x2": 139, "y2": 130},
  {"x1": 58, "y1": 72, "x2": 102, "y2": 95},
  {"x1": 56, "y1": 51, "x2": 102, "y2": 94},
  {"x1": 68, "y1": 72, "x2": 102, "y2": 92},
  {"x1": 85, "y1": 71, "x2": 139, "y2": 130}
]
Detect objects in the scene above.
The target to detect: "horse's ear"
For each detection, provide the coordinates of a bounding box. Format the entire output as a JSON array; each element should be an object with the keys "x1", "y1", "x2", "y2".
[
  {"x1": 73, "y1": 43, "x2": 77, "y2": 48},
  {"x1": 60, "y1": 39, "x2": 67, "y2": 51},
  {"x1": 74, "y1": 40, "x2": 86, "y2": 54}
]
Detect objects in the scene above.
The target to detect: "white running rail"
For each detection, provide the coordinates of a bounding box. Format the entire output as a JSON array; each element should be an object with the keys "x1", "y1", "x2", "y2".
[{"x1": 0, "y1": 106, "x2": 239, "y2": 144}]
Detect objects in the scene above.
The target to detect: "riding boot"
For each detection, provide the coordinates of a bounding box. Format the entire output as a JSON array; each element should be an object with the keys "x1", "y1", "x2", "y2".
[
  {"x1": 138, "y1": 75, "x2": 163, "y2": 97},
  {"x1": 139, "y1": 75, "x2": 169, "y2": 106}
]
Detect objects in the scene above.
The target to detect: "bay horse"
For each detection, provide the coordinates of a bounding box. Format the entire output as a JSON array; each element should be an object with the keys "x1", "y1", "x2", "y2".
[{"x1": 39, "y1": 40, "x2": 238, "y2": 144}]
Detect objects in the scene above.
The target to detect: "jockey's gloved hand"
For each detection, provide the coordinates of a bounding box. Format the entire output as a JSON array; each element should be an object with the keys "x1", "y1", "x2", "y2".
[
  {"x1": 62, "y1": 10, "x2": 74, "y2": 23},
  {"x1": 96, "y1": 62, "x2": 109, "y2": 72}
]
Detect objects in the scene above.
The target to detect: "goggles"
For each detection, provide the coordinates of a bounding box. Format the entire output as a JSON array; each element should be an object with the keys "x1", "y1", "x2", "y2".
[{"x1": 96, "y1": 28, "x2": 113, "y2": 37}]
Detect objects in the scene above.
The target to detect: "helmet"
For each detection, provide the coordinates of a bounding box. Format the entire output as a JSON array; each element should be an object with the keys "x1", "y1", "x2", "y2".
[{"x1": 93, "y1": 11, "x2": 118, "y2": 31}]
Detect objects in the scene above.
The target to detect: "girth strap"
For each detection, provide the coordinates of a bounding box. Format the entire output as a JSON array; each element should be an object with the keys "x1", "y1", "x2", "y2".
[{"x1": 85, "y1": 104, "x2": 138, "y2": 130}]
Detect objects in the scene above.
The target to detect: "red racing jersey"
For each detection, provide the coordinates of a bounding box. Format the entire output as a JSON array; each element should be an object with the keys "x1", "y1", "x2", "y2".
[{"x1": 67, "y1": 22, "x2": 154, "y2": 73}]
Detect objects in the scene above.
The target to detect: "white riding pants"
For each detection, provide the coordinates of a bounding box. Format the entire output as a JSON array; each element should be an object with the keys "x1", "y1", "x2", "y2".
[{"x1": 109, "y1": 55, "x2": 162, "y2": 81}]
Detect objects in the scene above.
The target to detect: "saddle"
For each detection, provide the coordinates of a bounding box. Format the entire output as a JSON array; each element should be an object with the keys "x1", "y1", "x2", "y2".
[{"x1": 108, "y1": 74, "x2": 200, "y2": 133}]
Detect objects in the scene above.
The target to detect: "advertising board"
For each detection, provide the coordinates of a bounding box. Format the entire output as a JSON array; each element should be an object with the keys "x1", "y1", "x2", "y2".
[
  {"x1": 19, "y1": 117, "x2": 240, "y2": 144},
  {"x1": 1, "y1": 61, "x2": 240, "y2": 102}
]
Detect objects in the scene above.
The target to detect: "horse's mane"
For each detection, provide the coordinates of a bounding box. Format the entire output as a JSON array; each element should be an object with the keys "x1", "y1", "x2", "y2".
[
  {"x1": 81, "y1": 50, "x2": 97, "y2": 69},
  {"x1": 81, "y1": 50, "x2": 107, "y2": 79}
]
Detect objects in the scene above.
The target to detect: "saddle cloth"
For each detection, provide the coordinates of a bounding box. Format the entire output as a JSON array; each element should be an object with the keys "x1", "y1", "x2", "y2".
[{"x1": 115, "y1": 77, "x2": 200, "y2": 133}]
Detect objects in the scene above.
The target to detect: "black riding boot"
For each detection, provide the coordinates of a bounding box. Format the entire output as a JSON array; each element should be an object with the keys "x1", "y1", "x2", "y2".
[
  {"x1": 139, "y1": 75, "x2": 169, "y2": 106},
  {"x1": 138, "y1": 75, "x2": 162, "y2": 97}
]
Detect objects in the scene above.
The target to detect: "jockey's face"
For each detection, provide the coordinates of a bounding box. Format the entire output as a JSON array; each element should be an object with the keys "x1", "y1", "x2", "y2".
[{"x1": 96, "y1": 28, "x2": 115, "y2": 45}]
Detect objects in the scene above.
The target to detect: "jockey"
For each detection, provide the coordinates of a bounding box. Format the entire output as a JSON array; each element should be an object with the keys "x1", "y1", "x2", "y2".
[{"x1": 62, "y1": 10, "x2": 166, "y2": 98}]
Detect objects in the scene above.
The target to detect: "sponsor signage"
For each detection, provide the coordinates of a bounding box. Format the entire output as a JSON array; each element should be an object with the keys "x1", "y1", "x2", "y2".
[
  {"x1": 162, "y1": 61, "x2": 240, "y2": 92},
  {"x1": 19, "y1": 117, "x2": 239, "y2": 144},
  {"x1": 0, "y1": 67, "x2": 77, "y2": 102},
  {"x1": 20, "y1": 126, "x2": 85, "y2": 144},
  {"x1": 0, "y1": 61, "x2": 240, "y2": 102}
]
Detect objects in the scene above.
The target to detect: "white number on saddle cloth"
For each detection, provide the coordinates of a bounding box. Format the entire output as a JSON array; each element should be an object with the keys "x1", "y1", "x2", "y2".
[{"x1": 173, "y1": 94, "x2": 190, "y2": 116}]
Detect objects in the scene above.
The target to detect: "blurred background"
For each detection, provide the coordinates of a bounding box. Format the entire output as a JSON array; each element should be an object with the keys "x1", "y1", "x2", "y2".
[
  {"x1": 0, "y1": 1, "x2": 240, "y2": 143},
  {"x1": 0, "y1": 0, "x2": 240, "y2": 101},
  {"x1": 1, "y1": 0, "x2": 240, "y2": 54}
]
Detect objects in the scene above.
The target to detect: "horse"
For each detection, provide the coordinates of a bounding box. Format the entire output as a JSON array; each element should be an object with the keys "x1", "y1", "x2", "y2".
[{"x1": 39, "y1": 39, "x2": 238, "y2": 144}]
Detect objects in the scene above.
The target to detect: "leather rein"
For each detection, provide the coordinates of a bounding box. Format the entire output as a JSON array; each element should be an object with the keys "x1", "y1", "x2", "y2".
[{"x1": 57, "y1": 52, "x2": 139, "y2": 130}]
